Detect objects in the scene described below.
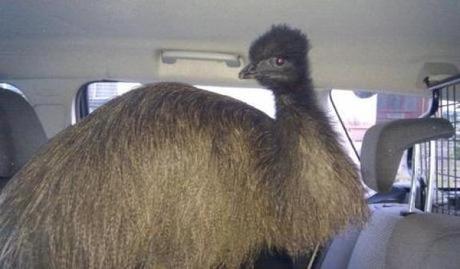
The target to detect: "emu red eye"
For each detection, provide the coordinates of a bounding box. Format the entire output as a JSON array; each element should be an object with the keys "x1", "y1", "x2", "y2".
[{"x1": 275, "y1": 57, "x2": 285, "y2": 66}]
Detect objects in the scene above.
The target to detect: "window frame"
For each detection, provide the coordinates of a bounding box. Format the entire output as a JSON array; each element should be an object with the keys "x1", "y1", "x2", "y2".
[{"x1": 0, "y1": 83, "x2": 28, "y2": 100}]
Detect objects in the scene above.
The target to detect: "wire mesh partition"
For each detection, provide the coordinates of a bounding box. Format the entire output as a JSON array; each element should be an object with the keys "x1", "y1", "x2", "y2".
[{"x1": 418, "y1": 75, "x2": 460, "y2": 216}]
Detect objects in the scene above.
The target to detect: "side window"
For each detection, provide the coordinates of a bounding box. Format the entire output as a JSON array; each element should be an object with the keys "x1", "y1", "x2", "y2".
[
  {"x1": 330, "y1": 89, "x2": 430, "y2": 184},
  {"x1": 78, "y1": 82, "x2": 275, "y2": 119},
  {"x1": 196, "y1": 85, "x2": 275, "y2": 118},
  {"x1": 86, "y1": 82, "x2": 142, "y2": 114}
]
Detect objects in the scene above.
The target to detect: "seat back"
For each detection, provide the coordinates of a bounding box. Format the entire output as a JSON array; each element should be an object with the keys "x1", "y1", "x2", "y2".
[
  {"x1": 0, "y1": 89, "x2": 47, "y2": 187},
  {"x1": 317, "y1": 118, "x2": 457, "y2": 269}
]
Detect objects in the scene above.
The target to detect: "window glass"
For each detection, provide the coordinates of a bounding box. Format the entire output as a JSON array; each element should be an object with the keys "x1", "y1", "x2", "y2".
[
  {"x1": 86, "y1": 82, "x2": 141, "y2": 114},
  {"x1": 196, "y1": 85, "x2": 275, "y2": 118},
  {"x1": 331, "y1": 89, "x2": 430, "y2": 153},
  {"x1": 330, "y1": 89, "x2": 430, "y2": 183},
  {"x1": 83, "y1": 82, "x2": 275, "y2": 118}
]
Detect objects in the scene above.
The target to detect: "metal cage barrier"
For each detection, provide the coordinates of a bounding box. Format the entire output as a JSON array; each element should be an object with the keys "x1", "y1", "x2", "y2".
[{"x1": 415, "y1": 75, "x2": 460, "y2": 215}]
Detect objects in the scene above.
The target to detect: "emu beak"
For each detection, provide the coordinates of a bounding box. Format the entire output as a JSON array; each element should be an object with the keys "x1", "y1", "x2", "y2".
[{"x1": 239, "y1": 63, "x2": 257, "y2": 79}]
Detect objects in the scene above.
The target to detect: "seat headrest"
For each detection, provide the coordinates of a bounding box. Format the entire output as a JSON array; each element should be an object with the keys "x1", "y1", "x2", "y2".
[
  {"x1": 360, "y1": 118, "x2": 454, "y2": 193},
  {"x1": 0, "y1": 89, "x2": 47, "y2": 183}
]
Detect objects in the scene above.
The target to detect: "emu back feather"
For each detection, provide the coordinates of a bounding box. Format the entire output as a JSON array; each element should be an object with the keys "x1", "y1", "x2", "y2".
[{"x1": 0, "y1": 82, "x2": 368, "y2": 269}]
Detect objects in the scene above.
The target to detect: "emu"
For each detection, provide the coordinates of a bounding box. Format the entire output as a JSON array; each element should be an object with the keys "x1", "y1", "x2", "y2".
[{"x1": 0, "y1": 25, "x2": 368, "y2": 269}]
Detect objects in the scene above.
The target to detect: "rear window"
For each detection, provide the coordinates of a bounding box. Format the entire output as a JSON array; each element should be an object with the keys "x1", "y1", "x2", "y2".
[{"x1": 78, "y1": 81, "x2": 275, "y2": 119}]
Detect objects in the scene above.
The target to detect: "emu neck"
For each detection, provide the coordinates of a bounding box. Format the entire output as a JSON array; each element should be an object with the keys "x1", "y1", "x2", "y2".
[
  {"x1": 273, "y1": 79, "x2": 318, "y2": 121},
  {"x1": 269, "y1": 80, "x2": 320, "y2": 185}
]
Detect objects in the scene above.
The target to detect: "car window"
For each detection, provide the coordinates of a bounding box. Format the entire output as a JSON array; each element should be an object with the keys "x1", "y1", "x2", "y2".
[
  {"x1": 80, "y1": 82, "x2": 275, "y2": 118},
  {"x1": 330, "y1": 89, "x2": 430, "y2": 183},
  {"x1": 86, "y1": 82, "x2": 142, "y2": 114},
  {"x1": 195, "y1": 85, "x2": 275, "y2": 118}
]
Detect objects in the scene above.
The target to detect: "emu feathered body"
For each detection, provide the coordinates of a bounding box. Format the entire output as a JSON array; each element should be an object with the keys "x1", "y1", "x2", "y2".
[{"x1": 0, "y1": 26, "x2": 368, "y2": 269}]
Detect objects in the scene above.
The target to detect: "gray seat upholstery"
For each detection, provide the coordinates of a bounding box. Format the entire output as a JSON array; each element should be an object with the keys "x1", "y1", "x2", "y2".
[
  {"x1": 346, "y1": 204, "x2": 413, "y2": 269},
  {"x1": 0, "y1": 89, "x2": 47, "y2": 188},
  {"x1": 386, "y1": 213, "x2": 460, "y2": 269},
  {"x1": 318, "y1": 204, "x2": 413, "y2": 269},
  {"x1": 318, "y1": 227, "x2": 361, "y2": 269},
  {"x1": 317, "y1": 118, "x2": 459, "y2": 269}
]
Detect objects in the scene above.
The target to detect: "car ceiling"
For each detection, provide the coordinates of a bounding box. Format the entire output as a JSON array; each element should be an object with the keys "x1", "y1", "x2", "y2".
[{"x1": 0, "y1": 0, "x2": 459, "y2": 93}]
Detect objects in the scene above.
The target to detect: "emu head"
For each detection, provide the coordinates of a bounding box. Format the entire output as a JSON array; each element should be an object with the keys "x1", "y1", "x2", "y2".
[{"x1": 239, "y1": 25, "x2": 310, "y2": 91}]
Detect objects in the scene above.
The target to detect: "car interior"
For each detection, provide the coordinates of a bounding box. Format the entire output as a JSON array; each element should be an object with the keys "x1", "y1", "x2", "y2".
[{"x1": 1, "y1": 1, "x2": 460, "y2": 268}]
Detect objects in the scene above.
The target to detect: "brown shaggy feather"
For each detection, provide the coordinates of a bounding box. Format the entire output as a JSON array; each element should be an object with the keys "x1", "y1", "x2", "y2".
[{"x1": 0, "y1": 26, "x2": 369, "y2": 269}]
